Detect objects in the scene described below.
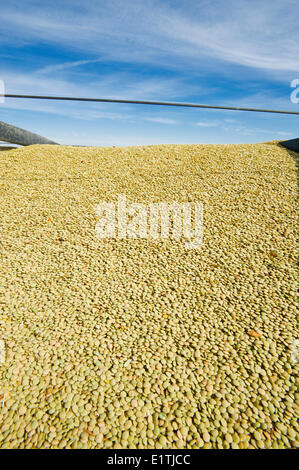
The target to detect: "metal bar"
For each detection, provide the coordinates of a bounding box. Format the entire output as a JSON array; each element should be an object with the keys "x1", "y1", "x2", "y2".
[{"x1": 1, "y1": 93, "x2": 299, "y2": 115}]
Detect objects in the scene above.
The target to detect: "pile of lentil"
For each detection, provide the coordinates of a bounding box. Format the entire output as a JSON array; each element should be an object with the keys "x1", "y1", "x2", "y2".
[{"x1": 0, "y1": 141, "x2": 298, "y2": 449}]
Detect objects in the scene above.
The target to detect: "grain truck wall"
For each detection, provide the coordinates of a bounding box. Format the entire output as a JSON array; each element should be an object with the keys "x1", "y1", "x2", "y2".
[{"x1": 0, "y1": 121, "x2": 58, "y2": 146}]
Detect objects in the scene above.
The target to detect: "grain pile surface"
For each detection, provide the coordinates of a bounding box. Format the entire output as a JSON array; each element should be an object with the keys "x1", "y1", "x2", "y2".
[{"x1": 0, "y1": 141, "x2": 298, "y2": 449}]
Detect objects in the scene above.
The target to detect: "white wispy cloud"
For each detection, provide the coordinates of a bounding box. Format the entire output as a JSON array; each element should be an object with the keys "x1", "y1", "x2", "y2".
[
  {"x1": 0, "y1": 0, "x2": 298, "y2": 74},
  {"x1": 144, "y1": 117, "x2": 179, "y2": 125},
  {"x1": 37, "y1": 58, "x2": 104, "y2": 74},
  {"x1": 196, "y1": 120, "x2": 220, "y2": 127},
  {"x1": 277, "y1": 131, "x2": 294, "y2": 136}
]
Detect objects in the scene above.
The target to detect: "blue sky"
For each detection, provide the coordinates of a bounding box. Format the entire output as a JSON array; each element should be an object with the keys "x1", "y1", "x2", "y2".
[{"x1": 0, "y1": 0, "x2": 298, "y2": 146}]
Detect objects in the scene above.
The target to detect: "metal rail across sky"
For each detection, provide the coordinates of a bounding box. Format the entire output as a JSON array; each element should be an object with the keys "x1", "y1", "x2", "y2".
[{"x1": 1, "y1": 93, "x2": 299, "y2": 115}]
